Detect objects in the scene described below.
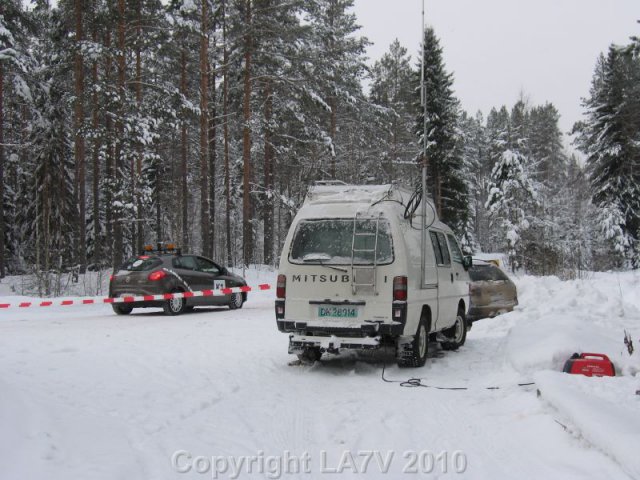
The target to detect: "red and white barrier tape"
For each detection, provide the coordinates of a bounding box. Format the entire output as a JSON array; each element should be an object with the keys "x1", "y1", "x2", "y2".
[{"x1": 0, "y1": 284, "x2": 271, "y2": 309}]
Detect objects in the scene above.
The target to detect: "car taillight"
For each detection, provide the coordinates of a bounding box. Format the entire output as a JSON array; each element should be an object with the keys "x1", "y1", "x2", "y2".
[
  {"x1": 148, "y1": 270, "x2": 167, "y2": 281},
  {"x1": 276, "y1": 274, "x2": 286, "y2": 299},
  {"x1": 110, "y1": 274, "x2": 114, "y2": 282},
  {"x1": 393, "y1": 276, "x2": 407, "y2": 301}
]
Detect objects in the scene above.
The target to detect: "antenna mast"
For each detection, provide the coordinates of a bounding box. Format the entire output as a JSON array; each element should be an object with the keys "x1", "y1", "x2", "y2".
[{"x1": 420, "y1": 0, "x2": 428, "y2": 287}]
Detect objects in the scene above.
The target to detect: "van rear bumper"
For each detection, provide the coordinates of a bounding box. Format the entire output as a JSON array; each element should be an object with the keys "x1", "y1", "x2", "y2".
[
  {"x1": 289, "y1": 334, "x2": 381, "y2": 353},
  {"x1": 276, "y1": 319, "x2": 404, "y2": 336}
]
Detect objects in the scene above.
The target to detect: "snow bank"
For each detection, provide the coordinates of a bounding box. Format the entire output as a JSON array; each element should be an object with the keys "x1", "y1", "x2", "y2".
[
  {"x1": 535, "y1": 371, "x2": 640, "y2": 479},
  {"x1": 503, "y1": 271, "x2": 640, "y2": 479},
  {"x1": 505, "y1": 272, "x2": 640, "y2": 376}
]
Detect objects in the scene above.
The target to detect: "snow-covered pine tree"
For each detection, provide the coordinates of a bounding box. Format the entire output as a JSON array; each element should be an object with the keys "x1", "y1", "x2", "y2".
[
  {"x1": 369, "y1": 39, "x2": 418, "y2": 185},
  {"x1": 457, "y1": 110, "x2": 488, "y2": 253},
  {"x1": 575, "y1": 45, "x2": 640, "y2": 268},
  {"x1": 416, "y1": 26, "x2": 469, "y2": 238},
  {"x1": 303, "y1": 0, "x2": 369, "y2": 180},
  {"x1": 24, "y1": 4, "x2": 76, "y2": 291},
  {"x1": 527, "y1": 102, "x2": 568, "y2": 275},
  {"x1": 0, "y1": 0, "x2": 33, "y2": 276},
  {"x1": 485, "y1": 101, "x2": 540, "y2": 269}
]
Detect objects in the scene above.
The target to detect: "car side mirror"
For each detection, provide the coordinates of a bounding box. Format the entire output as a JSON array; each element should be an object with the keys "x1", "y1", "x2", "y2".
[{"x1": 462, "y1": 255, "x2": 473, "y2": 271}]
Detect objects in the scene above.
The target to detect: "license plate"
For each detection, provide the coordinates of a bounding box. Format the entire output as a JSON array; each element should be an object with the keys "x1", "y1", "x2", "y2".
[{"x1": 318, "y1": 306, "x2": 358, "y2": 318}]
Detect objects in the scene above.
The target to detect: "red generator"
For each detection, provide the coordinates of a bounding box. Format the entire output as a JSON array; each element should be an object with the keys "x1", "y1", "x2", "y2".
[{"x1": 563, "y1": 353, "x2": 616, "y2": 377}]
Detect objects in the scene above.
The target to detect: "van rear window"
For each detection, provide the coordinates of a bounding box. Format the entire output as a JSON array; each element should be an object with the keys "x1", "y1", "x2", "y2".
[{"x1": 289, "y1": 219, "x2": 394, "y2": 265}]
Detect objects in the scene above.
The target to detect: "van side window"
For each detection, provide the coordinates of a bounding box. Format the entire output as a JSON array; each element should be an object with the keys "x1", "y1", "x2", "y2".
[
  {"x1": 430, "y1": 231, "x2": 451, "y2": 266},
  {"x1": 446, "y1": 234, "x2": 463, "y2": 264},
  {"x1": 429, "y1": 231, "x2": 443, "y2": 265},
  {"x1": 436, "y1": 232, "x2": 451, "y2": 265}
]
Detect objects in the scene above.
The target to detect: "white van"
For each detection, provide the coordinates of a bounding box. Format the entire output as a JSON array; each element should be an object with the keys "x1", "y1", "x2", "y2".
[{"x1": 275, "y1": 183, "x2": 472, "y2": 367}]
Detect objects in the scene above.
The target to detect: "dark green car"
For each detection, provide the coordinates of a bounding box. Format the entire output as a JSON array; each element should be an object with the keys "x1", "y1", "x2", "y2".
[{"x1": 109, "y1": 249, "x2": 247, "y2": 315}]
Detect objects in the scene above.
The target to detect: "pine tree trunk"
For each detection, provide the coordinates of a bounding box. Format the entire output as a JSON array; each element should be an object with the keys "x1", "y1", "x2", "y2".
[
  {"x1": 113, "y1": 0, "x2": 126, "y2": 269},
  {"x1": 263, "y1": 81, "x2": 273, "y2": 265},
  {"x1": 223, "y1": 0, "x2": 232, "y2": 265},
  {"x1": 0, "y1": 63, "x2": 4, "y2": 278},
  {"x1": 242, "y1": 0, "x2": 252, "y2": 266},
  {"x1": 91, "y1": 21, "x2": 101, "y2": 266},
  {"x1": 328, "y1": 0, "x2": 337, "y2": 179},
  {"x1": 105, "y1": 31, "x2": 114, "y2": 262},
  {"x1": 180, "y1": 49, "x2": 188, "y2": 252},
  {"x1": 208, "y1": 48, "x2": 217, "y2": 259},
  {"x1": 74, "y1": 0, "x2": 86, "y2": 273},
  {"x1": 134, "y1": 0, "x2": 143, "y2": 253},
  {"x1": 200, "y1": 0, "x2": 211, "y2": 256}
]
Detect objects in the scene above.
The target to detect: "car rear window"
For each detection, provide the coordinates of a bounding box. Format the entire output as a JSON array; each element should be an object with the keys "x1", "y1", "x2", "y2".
[
  {"x1": 289, "y1": 218, "x2": 394, "y2": 265},
  {"x1": 121, "y1": 256, "x2": 162, "y2": 272},
  {"x1": 469, "y1": 265, "x2": 509, "y2": 282}
]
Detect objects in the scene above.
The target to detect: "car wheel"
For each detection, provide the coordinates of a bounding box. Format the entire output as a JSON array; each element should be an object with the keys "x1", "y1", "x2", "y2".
[
  {"x1": 397, "y1": 318, "x2": 429, "y2": 368},
  {"x1": 441, "y1": 308, "x2": 467, "y2": 351},
  {"x1": 163, "y1": 291, "x2": 187, "y2": 316},
  {"x1": 112, "y1": 304, "x2": 133, "y2": 315},
  {"x1": 228, "y1": 292, "x2": 244, "y2": 310}
]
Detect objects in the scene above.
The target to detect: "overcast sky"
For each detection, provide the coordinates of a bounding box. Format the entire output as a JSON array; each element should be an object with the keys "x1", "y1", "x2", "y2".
[{"x1": 352, "y1": 0, "x2": 639, "y2": 137}]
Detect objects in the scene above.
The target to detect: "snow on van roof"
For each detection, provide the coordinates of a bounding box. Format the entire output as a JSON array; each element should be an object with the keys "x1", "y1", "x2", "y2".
[
  {"x1": 305, "y1": 183, "x2": 408, "y2": 205},
  {"x1": 299, "y1": 183, "x2": 449, "y2": 230}
]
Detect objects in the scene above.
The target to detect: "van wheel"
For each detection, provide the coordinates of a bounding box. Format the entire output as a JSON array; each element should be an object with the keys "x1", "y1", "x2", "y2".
[
  {"x1": 297, "y1": 347, "x2": 322, "y2": 364},
  {"x1": 163, "y1": 290, "x2": 187, "y2": 316},
  {"x1": 397, "y1": 318, "x2": 429, "y2": 368},
  {"x1": 441, "y1": 309, "x2": 467, "y2": 351}
]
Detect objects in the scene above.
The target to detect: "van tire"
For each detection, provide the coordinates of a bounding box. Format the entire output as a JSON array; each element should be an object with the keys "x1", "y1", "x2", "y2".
[
  {"x1": 397, "y1": 318, "x2": 429, "y2": 368},
  {"x1": 441, "y1": 309, "x2": 467, "y2": 351}
]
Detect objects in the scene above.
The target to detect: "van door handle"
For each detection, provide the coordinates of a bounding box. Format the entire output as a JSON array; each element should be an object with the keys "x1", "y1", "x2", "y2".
[{"x1": 450, "y1": 273, "x2": 454, "y2": 283}]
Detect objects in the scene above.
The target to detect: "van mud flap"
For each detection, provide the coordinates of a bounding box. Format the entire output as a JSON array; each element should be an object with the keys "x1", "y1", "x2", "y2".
[{"x1": 289, "y1": 334, "x2": 381, "y2": 355}]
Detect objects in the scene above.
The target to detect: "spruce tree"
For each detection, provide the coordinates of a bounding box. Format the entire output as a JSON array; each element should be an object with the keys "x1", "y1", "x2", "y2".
[
  {"x1": 485, "y1": 102, "x2": 540, "y2": 269},
  {"x1": 575, "y1": 45, "x2": 640, "y2": 267},
  {"x1": 416, "y1": 27, "x2": 468, "y2": 237}
]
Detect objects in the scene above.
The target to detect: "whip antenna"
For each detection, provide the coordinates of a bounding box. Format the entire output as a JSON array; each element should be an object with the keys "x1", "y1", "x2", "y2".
[{"x1": 420, "y1": 0, "x2": 428, "y2": 287}]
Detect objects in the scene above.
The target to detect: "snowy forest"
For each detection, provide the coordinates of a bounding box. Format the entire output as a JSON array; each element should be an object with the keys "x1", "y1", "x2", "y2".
[{"x1": 1, "y1": 0, "x2": 639, "y2": 281}]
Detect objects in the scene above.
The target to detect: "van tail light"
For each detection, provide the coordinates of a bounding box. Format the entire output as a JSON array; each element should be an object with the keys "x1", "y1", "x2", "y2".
[
  {"x1": 393, "y1": 276, "x2": 408, "y2": 301},
  {"x1": 276, "y1": 274, "x2": 286, "y2": 299},
  {"x1": 148, "y1": 270, "x2": 167, "y2": 281},
  {"x1": 110, "y1": 274, "x2": 114, "y2": 282}
]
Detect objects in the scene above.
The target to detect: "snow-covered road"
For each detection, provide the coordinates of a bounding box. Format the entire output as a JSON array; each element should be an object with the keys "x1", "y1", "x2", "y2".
[{"x1": 1, "y1": 270, "x2": 639, "y2": 479}]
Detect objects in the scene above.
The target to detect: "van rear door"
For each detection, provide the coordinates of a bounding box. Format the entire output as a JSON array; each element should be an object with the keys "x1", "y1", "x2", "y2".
[{"x1": 285, "y1": 217, "x2": 395, "y2": 325}]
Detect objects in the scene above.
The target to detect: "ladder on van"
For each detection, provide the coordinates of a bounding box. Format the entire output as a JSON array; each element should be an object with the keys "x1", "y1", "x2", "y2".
[{"x1": 351, "y1": 212, "x2": 382, "y2": 295}]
